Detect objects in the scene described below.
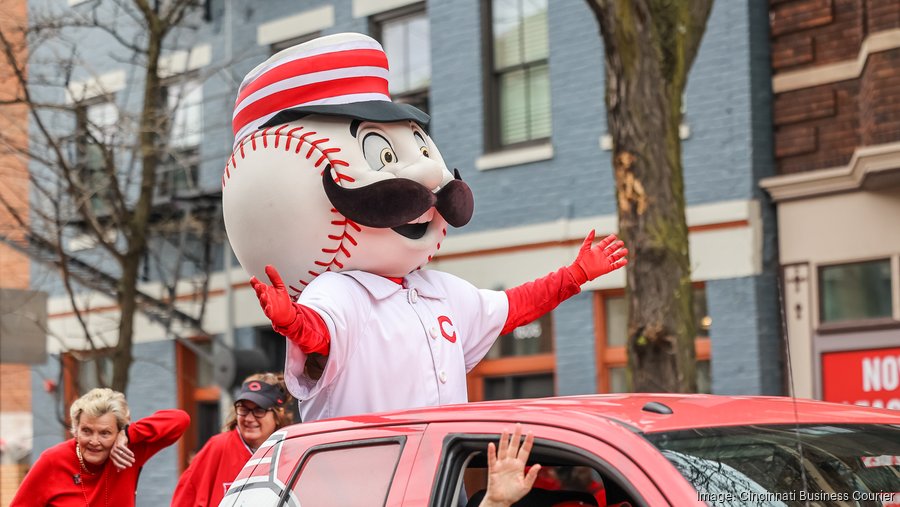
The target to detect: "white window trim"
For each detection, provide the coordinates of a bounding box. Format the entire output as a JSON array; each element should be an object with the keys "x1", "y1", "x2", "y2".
[
  {"x1": 475, "y1": 142, "x2": 554, "y2": 171},
  {"x1": 257, "y1": 6, "x2": 335, "y2": 47},
  {"x1": 159, "y1": 45, "x2": 212, "y2": 79},
  {"x1": 66, "y1": 70, "x2": 127, "y2": 104},
  {"x1": 353, "y1": 0, "x2": 421, "y2": 18}
]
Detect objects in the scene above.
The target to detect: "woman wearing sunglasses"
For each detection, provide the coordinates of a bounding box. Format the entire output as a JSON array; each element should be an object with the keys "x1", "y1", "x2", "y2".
[{"x1": 171, "y1": 373, "x2": 295, "y2": 507}]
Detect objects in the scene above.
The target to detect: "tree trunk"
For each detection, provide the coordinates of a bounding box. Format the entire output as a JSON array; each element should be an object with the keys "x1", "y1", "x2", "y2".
[
  {"x1": 589, "y1": 0, "x2": 713, "y2": 392},
  {"x1": 111, "y1": 23, "x2": 165, "y2": 393}
]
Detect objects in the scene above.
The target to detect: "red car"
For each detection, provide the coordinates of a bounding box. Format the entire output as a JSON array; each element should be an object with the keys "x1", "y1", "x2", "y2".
[{"x1": 218, "y1": 394, "x2": 900, "y2": 507}]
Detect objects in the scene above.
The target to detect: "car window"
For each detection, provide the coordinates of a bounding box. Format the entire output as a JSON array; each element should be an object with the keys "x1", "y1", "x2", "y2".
[
  {"x1": 288, "y1": 441, "x2": 402, "y2": 507},
  {"x1": 646, "y1": 424, "x2": 900, "y2": 507},
  {"x1": 434, "y1": 437, "x2": 643, "y2": 507}
]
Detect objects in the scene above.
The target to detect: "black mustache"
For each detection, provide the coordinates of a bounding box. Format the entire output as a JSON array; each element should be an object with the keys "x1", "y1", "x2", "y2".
[{"x1": 322, "y1": 167, "x2": 474, "y2": 229}]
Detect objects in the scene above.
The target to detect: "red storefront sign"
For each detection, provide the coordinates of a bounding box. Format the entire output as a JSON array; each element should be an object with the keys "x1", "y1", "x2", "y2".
[{"x1": 821, "y1": 347, "x2": 900, "y2": 410}]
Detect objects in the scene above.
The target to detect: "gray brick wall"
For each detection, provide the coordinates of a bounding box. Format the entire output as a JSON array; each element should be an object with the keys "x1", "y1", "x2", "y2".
[
  {"x1": 553, "y1": 291, "x2": 598, "y2": 396},
  {"x1": 708, "y1": 276, "x2": 783, "y2": 395},
  {"x1": 129, "y1": 340, "x2": 181, "y2": 507}
]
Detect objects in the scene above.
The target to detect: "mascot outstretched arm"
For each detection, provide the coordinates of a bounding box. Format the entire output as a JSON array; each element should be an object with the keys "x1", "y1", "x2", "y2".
[{"x1": 223, "y1": 33, "x2": 627, "y2": 422}]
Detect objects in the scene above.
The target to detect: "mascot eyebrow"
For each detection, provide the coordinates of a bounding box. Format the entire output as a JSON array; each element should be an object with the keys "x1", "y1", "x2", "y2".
[{"x1": 349, "y1": 119, "x2": 428, "y2": 138}]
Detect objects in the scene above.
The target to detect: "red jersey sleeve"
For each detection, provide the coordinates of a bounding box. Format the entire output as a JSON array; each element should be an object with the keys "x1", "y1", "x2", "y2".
[
  {"x1": 502, "y1": 266, "x2": 582, "y2": 335},
  {"x1": 272, "y1": 303, "x2": 331, "y2": 356},
  {"x1": 129, "y1": 409, "x2": 190, "y2": 465}
]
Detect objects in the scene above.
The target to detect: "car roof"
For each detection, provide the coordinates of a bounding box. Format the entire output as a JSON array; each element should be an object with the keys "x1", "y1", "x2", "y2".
[{"x1": 282, "y1": 394, "x2": 900, "y2": 438}]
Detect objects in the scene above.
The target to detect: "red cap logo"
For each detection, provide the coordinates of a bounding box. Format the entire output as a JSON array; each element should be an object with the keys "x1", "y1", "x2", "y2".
[{"x1": 248, "y1": 381, "x2": 262, "y2": 391}]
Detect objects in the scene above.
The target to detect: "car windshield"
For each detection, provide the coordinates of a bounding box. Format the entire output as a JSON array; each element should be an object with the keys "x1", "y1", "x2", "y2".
[{"x1": 646, "y1": 424, "x2": 900, "y2": 507}]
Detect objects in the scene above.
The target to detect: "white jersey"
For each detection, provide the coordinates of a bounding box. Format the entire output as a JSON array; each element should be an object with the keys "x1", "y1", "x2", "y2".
[{"x1": 284, "y1": 269, "x2": 509, "y2": 422}]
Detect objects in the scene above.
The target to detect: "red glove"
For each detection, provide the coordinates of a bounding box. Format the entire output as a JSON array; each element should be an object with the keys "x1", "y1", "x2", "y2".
[
  {"x1": 566, "y1": 230, "x2": 628, "y2": 285},
  {"x1": 250, "y1": 265, "x2": 330, "y2": 355},
  {"x1": 250, "y1": 265, "x2": 297, "y2": 327}
]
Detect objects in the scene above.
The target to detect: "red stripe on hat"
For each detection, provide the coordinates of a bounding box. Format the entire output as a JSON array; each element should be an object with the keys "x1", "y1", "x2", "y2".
[
  {"x1": 237, "y1": 49, "x2": 388, "y2": 106},
  {"x1": 232, "y1": 75, "x2": 389, "y2": 137}
]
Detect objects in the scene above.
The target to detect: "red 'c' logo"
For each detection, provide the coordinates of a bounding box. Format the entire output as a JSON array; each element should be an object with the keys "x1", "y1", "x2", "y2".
[
  {"x1": 438, "y1": 316, "x2": 457, "y2": 343},
  {"x1": 248, "y1": 382, "x2": 261, "y2": 391}
]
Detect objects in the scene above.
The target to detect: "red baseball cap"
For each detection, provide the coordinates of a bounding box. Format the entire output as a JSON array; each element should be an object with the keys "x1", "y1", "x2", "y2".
[{"x1": 232, "y1": 32, "x2": 429, "y2": 148}]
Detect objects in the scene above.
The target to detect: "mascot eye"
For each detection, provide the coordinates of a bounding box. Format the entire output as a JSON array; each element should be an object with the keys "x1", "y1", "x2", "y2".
[
  {"x1": 413, "y1": 131, "x2": 430, "y2": 158},
  {"x1": 362, "y1": 133, "x2": 396, "y2": 171}
]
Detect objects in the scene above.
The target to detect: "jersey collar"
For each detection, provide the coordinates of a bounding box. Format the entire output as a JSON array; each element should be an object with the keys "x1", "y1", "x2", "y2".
[{"x1": 341, "y1": 270, "x2": 447, "y2": 301}]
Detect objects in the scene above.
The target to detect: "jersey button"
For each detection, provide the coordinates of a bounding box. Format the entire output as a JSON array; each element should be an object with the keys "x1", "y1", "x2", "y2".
[
  {"x1": 408, "y1": 289, "x2": 419, "y2": 304},
  {"x1": 439, "y1": 371, "x2": 447, "y2": 383},
  {"x1": 430, "y1": 326, "x2": 439, "y2": 339}
]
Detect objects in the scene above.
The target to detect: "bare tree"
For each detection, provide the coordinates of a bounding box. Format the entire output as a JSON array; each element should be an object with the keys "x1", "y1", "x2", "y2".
[
  {"x1": 0, "y1": 0, "x2": 220, "y2": 393},
  {"x1": 587, "y1": 0, "x2": 714, "y2": 392}
]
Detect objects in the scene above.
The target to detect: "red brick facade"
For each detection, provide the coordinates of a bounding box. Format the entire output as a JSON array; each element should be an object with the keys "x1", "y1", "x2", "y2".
[
  {"x1": 770, "y1": 0, "x2": 900, "y2": 175},
  {"x1": 0, "y1": 0, "x2": 33, "y2": 504}
]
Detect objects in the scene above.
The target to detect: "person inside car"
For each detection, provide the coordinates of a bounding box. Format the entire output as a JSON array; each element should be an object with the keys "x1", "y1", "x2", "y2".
[
  {"x1": 11, "y1": 387, "x2": 189, "y2": 507},
  {"x1": 473, "y1": 424, "x2": 605, "y2": 507},
  {"x1": 478, "y1": 424, "x2": 541, "y2": 507},
  {"x1": 171, "y1": 373, "x2": 295, "y2": 507}
]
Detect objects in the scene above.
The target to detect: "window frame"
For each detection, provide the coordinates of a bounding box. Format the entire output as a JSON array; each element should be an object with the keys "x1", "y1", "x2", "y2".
[
  {"x1": 175, "y1": 336, "x2": 220, "y2": 472},
  {"x1": 71, "y1": 96, "x2": 119, "y2": 216},
  {"x1": 482, "y1": 0, "x2": 552, "y2": 152},
  {"x1": 370, "y1": 1, "x2": 430, "y2": 114},
  {"x1": 61, "y1": 348, "x2": 116, "y2": 437},
  {"x1": 466, "y1": 332, "x2": 556, "y2": 402},
  {"x1": 815, "y1": 257, "x2": 898, "y2": 332},
  {"x1": 156, "y1": 74, "x2": 203, "y2": 201},
  {"x1": 426, "y1": 424, "x2": 658, "y2": 507},
  {"x1": 594, "y1": 284, "x2": 712, "y2": 394}
]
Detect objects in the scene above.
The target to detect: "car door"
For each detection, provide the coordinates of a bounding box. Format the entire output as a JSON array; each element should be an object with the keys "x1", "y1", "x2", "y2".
[
  {"x1": 220, "y1": 424, "x2": 425, "y2": 507},
  {"x1": 404, "y1": 421, "x2": 679, "y2": 507}
]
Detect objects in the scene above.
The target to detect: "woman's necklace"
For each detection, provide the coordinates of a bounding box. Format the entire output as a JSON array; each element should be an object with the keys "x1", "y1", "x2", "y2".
[{"x1": 74, "y1": 444, "x2": 109, "y2": 507}]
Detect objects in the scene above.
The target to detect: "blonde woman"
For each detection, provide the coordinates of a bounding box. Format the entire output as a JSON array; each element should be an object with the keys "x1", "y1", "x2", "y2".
[
  {"x1": 171, "y1": 373, "x2": 295, "y2": 507},
  {"x1": 11, "y1": 388, "x2": 189, "y2": 507}
]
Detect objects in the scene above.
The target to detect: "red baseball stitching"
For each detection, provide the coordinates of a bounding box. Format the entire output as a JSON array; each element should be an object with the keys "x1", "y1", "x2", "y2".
[{"x1": 223, "y1": 127, "x2": 357, "y2": 294}]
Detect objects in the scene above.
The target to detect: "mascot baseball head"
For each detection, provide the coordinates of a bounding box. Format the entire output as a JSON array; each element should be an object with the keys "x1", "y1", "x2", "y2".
[{"x1": 222, "y1": 33, "x2": 473, "y2": 296}]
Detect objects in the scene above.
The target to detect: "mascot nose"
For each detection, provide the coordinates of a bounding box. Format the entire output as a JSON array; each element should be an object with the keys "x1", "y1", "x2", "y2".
[{"x1": 396, "y1": 157, "x2": 445, "y2": 191}]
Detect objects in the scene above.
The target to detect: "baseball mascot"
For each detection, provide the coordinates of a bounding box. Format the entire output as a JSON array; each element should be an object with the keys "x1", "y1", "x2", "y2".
[{"x1": 222, "y1": 33, "x2": 628, "y2": 423}]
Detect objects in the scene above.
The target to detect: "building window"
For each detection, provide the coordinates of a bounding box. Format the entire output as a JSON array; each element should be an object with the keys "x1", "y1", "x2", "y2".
[
  {"x1": 819, "y1": 259, "x2": 893, "y2": 324},
  {"x1": 486, "y1": 0, "x2": 551, "y2": 149},
  {"x1": 373, "y1": 3, "x2": 430, "y2": 114},
  {"x1": 596, "y1": 286, "x2": 712, "y2": 394},
  {"x1": 483, "y1": 372, "x2": 554, "y2": 400},
  {"x1": 270, "y1": 32, "x2": 322, "y2": 54},
  {"x1": 485, "y1": 312, "x2": 553, "y2": 359},
  {"x1": 467, "y1": 312, "x2": 555, "y2": 401},
  {"x1": 73, "y1": 99, "x2": 118, "y2": 213},
  {"x1": 63, "y1": 349, "x2": 114, "y2": 396},
  {"x1": 61, "y1": 349, "x2": 114, "y2": 433},
  {"x1": 158, "y1": 78, "x2": 202, "y2": 199}
]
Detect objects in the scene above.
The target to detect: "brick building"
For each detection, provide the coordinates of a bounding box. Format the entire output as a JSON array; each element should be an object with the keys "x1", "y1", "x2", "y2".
[
  {"x1": 761, "y1": 0, "x2": 900, "y2": 409},
  {"x1": 0, "y1": 0, "x2": 35, "y2": 504},
  {"x1": 22, "y1": 0, "x2": 779, "y2": 501}
]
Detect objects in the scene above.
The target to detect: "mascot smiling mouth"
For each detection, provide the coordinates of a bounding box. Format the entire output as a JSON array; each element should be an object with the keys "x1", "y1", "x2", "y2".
[{"x1": 322, "y1": 167, "x2": 474, "y2": 239}]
